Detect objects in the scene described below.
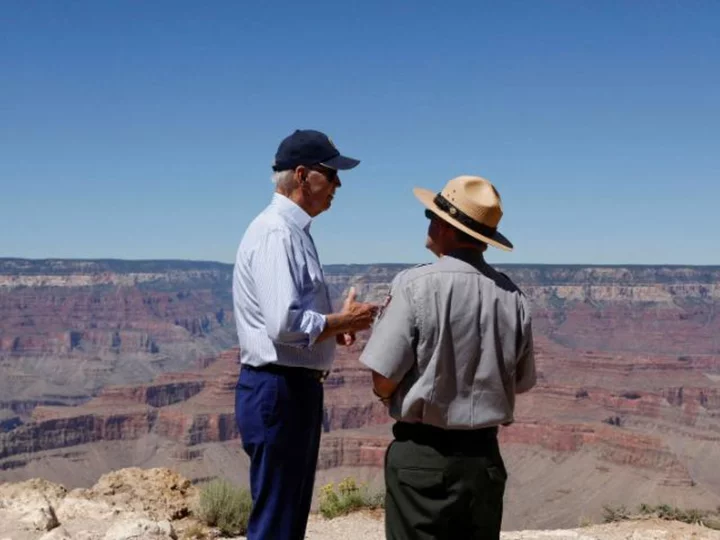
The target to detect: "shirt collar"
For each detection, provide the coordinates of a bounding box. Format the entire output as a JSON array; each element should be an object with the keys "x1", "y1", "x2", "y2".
[
  {"x1": 446, "y1": 247, "x2": 487, "y2": 270},
  {"x1": 271, "y1": 193, "x2": 313, "y2": 231}
]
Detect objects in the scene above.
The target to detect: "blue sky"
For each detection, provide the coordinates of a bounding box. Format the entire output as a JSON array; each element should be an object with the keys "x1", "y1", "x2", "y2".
[{"x1": 2, "y1": 1, "x2": 719, "y2": 265}]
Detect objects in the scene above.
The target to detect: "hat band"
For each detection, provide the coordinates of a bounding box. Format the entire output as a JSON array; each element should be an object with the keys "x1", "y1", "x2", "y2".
[{"x1": 433, "y1": 193, "x2": 497, "y2": 238}]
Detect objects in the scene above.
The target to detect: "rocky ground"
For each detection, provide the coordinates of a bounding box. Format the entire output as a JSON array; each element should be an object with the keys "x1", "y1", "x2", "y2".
[
  {"x1": 296, "y1": 513, "x2": 720, "y2": 540},
  {"x1": 1, "y1": 467, "x2": 719, "y2": 540}
]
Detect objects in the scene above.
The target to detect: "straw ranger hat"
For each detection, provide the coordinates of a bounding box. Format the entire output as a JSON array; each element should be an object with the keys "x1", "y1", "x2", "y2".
[{"x1": 413, "y1": 175, "x2": 513, "y2": 251}]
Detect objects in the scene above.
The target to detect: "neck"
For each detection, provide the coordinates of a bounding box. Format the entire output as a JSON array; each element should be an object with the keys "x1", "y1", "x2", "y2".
[
  {"x1": 276, "y1": 188, "x2": 314, "y2": 217},
  {"x1": 439, "y1": 238, "x2": 477, "y2": 254},
  {"x1": 446, "y1": 245, "x2": 485, "y2": 261}
]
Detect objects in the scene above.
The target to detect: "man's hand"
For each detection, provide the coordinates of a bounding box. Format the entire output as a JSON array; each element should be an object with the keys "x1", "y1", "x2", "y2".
[
  {"x1": 317, "y1": 287, "x2": 378, "y2": 343},
  {"x1": 341, "y1": 287, "x2": 378, "y2": 333}
]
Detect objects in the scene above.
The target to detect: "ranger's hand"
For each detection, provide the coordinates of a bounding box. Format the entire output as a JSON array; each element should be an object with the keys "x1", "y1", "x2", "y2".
[{"x1": 337, "y1": 332, "x2": 356, "y2": 346}]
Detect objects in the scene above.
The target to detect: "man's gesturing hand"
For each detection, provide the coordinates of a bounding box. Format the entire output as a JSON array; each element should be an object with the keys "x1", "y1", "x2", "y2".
[
  {"x1": 318, "y1": 287, "x2": 379, "y2": 344},
  {"x1": 342, "y1": 287, "x2": 379, "y2": 332}
]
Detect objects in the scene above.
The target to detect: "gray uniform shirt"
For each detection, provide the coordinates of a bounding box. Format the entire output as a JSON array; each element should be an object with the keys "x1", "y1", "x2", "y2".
[{"x1": 359, "y1": 249, "x2": 536, "y2": 429}]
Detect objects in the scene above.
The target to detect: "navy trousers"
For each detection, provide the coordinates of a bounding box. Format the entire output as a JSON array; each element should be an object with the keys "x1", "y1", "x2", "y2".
[{"x1": 235, "y1": 365, "x2": 324, "y2": 540}]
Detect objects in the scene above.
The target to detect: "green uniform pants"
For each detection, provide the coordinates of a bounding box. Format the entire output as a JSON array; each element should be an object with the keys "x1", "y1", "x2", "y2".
[{"x1": 384, "y1": 423, "x2": 507, "y2": 540}]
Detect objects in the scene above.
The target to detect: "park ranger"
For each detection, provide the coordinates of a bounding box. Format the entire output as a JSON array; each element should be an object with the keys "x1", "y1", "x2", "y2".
[{"x1": 359, "y1": 175, "x2": 537, "y2": 540}]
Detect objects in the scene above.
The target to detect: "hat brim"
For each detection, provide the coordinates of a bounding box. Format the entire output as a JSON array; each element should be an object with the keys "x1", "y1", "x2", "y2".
[
  {"x1": 413, "y1": 187, "x2": 514, "y2": 252},
  {"x1": 320, "y1": 154, "x2": 360, "y2": 170}
]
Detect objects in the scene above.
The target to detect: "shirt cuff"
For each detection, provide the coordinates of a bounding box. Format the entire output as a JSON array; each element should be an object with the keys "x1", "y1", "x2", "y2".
[{"x1": 304, "y1": 311, "x2": 327, "y2": 346}]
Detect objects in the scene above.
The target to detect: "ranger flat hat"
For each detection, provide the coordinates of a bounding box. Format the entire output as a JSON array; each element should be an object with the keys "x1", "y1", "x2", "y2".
[{"x1": 414, "y1": 175, "x2": 513, "y2": 251}]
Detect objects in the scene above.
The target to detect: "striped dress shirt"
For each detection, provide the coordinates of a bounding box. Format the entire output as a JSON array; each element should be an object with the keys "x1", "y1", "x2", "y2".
[{"x1": 233, "y1": 193, "x2": 335, "y2": 371}]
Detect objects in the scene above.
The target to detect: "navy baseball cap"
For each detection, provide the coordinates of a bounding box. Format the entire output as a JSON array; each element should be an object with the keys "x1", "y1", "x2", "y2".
[{"x1": 272, "y1": 129, "x2": 360, "y2": 171}]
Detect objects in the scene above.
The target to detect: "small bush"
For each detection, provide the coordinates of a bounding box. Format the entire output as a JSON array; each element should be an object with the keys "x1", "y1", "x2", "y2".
[
  {"x1": 602, "y1": 504, "x2": 629, "y2": 523},
  {"x1": 636, "y1": 503, "x2": 715, "y2": 526},
  {"x1": 197, "y1": 479, "x2": 252, "y2": 536},
  {"x1": 318, "y1": 477, "x2": 384, "y2": 519},
  {"x1": 683, "y1": 508, "x2": 707, "y2": 525},
  {"x1": 638, "y1": 503, "x2": 653, "y2": 514},
  {"x1": 605, "y1": 503, "x2": 720, "y2": 530},
  {"x1": 364, "y1": 489, "x2": 386, "y2": 509}
]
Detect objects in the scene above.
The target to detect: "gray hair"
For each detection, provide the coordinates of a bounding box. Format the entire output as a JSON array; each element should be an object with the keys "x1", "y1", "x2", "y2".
[{"x1": 271, "y1": 170, "x2": 296, "y2": 193}]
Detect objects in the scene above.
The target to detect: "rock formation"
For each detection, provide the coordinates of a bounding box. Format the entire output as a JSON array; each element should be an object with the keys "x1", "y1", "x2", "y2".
[{"x1": 2, "y1": 467, "x2": 720, "y2": 540}]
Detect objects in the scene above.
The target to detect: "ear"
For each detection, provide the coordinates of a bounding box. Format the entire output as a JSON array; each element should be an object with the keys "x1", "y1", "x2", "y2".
[{"x1": 295, "y1": 165, "x2": 308, "y2": 183}]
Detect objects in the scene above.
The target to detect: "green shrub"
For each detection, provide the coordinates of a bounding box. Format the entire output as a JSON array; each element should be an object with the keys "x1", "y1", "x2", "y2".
[
  {"x1": 197, "y1": 479, "x2": 252, "y2": 536},
  {"x1": 318, "y1": 477, "x2": 384, "y2": 519},
  {"x1": 636, "y1": 503, "x2": 714, "y2": 526},
  {"x1": 602, "y1": 504, "x2": 630, "y2": 523},
  {"x1": 682, "y1": 508, "x2": 706, "y2": 525},
  {"x1": 613, "y1": 503, "x2": 720, "y2": 530},
  {"x1": 638, "y1": 503, "x2": 653, "y2": 515}
]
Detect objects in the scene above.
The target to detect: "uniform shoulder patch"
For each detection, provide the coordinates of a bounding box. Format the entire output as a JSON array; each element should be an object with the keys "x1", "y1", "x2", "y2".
[{"x1": 376, "y1": 293, "x2": 392, "y2": 320}]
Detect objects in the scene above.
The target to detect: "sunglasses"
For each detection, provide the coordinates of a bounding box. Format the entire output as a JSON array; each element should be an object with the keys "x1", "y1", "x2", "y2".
[
  {"x1": 425, "y1": 209, "x2": 437, "y2": 220},
  {"x1": 309, "y1": 165, "x2": 339, "y2": 185}
]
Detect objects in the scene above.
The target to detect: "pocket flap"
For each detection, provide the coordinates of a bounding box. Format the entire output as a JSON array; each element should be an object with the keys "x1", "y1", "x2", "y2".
[{"x1": 397, "y1": 469, "x2": 444, "y2": 491}]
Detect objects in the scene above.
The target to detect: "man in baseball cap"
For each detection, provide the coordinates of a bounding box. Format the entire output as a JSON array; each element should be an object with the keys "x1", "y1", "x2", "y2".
[{"x1": 233, "y1": 129, "x2": 377, "y2": 539}]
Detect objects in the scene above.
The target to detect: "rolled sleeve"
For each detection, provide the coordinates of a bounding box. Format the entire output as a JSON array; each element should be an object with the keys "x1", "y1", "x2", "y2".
[
  {"x1": 305, "y1": 313, "x2": 327, "y2": 346},
  {"x1": 359, "y1": 275, "x2": 416, "y2": 382},
  {"x1": 252, "y1": 230, "x2": 326, "y2": 348}
]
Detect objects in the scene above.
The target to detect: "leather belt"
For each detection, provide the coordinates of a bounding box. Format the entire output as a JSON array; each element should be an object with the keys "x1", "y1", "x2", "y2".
[
  {"x1": 244, "y1": 362, "x2": 329, "y2": 383},
  {"x1": 393, "y1": 421, "x2": 498, "y2": 453}
]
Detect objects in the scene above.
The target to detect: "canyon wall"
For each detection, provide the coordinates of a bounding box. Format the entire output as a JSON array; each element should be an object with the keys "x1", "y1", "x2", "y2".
[{"x1": 1, "y1": 259, "x2": 719, "y2": 528}]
